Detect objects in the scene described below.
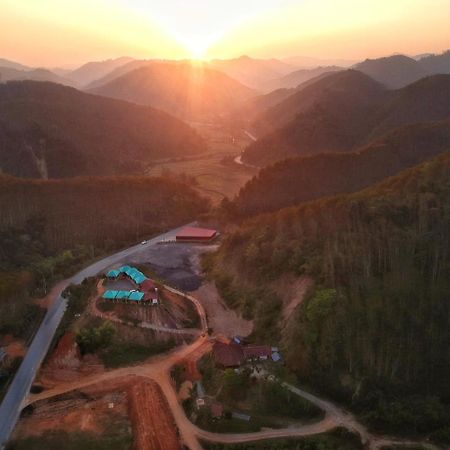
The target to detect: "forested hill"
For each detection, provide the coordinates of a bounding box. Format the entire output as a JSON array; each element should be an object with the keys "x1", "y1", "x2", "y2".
[
  {"x1": 0, "y1": 173, "x2": 208, "y2": 347},
  {"x1": 0, "y1": 174, "x2": 208, "y2": 251},
  {"x1": 243, "y1": 72, "x2": 450, "y2": 167},
  {"x1": 207, "y1": 153, "x2": 450, "y2": 442},
  {"x1": 231, "y1": 121, "x2": 450, "y2": 216},
  {"x1": 0, "y1": 81, "x2": 206, "y2": 179}
]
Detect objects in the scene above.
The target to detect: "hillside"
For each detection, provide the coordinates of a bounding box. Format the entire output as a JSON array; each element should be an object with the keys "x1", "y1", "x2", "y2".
[
  {"x1": 261, "y1": 65, "x2": 343, "y2": 91},
  {"x1": 208, "y1": 153, "x2": 450, "y2": 441},
  {"x1": 232, "y1": 121, "x2": 450, "y2": 216},
  {"x1": 0, "y1": 81, "x2": 206, "y2": 178},
  {"x1": 354, "y1": 55, "x2": 429, "y2": 88},
  {"x1": 243, "y1": 73, "x2": 450, "y2": 166},
  {"x1": 0, "y1": 67, "x2": 73, "y2": 85},
  {"x1": 89, "y1": 62, "x2": 256, "y2": 120},
  {"x1": 352, "y1": 50, "x2": 450, "y2": 89},
  {"x1": 209, "y1": 55, "x2": 294, "y2": 90},
  {"x1": 244, "y1": 70, "x2": 387, "y2": 165},
  {"x1": 67, "y1": 56, "x2": 134, "y2": 87}
]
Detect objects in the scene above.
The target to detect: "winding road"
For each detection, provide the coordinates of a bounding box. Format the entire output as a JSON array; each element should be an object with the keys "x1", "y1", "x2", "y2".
[{"x1": 0, "y1": 220, "x2": 440, "y2": 450}]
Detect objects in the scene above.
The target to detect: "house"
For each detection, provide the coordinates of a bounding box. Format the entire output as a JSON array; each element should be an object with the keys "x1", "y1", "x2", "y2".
[
  {"x1": 210, "y1": 403, "x2": 223, "y2": 419},
  {"x1": 212, "y1": 342, "x2": 245, "y2": 368},
  {"x1": 176, "y1": 227, "x2": 218, "y2": 242},
  {"x1": 243, "y1": 345, "x2": 272, "y2": 362}
]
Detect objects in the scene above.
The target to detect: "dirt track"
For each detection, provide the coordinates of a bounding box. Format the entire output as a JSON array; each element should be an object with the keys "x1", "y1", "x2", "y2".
[
  {"x1": 128, "y1": 380, "x2": 181, "y2": 450},
  {"x1": 22, "y1": 285, "x2": 439, "y2": 450}
]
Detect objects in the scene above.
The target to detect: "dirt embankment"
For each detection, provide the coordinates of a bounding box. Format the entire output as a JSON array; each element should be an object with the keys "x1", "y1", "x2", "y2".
[
  {"x1": 128, "y1": 379, "x2": 182, "y2": 450},
  {"x1": 38, "y1": 331, "x2": 104, "y2": 386},
  {"x1": 192, "y1": 282, "x2": 253, "y2": 337}
]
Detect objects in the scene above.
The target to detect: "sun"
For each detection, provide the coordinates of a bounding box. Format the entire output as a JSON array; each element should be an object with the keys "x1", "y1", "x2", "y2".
[{"x1": 176, "y1": 34, "x2": 213, "y2": 60}]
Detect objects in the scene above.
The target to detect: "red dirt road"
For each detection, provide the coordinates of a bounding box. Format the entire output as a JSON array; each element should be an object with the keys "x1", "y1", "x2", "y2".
[{"x1": 128, "y1": 380, "x2": 181, "y2": 450}]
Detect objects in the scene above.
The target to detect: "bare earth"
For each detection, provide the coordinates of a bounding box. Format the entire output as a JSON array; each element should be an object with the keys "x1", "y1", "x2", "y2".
[{"x1": 192, "y1": 281, "x2": 253, "y2": 337}]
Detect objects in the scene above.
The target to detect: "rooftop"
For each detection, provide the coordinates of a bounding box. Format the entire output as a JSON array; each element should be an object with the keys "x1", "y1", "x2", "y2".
[{"x1": 176, "y1": 226, "x2": 218, "y2": 240}]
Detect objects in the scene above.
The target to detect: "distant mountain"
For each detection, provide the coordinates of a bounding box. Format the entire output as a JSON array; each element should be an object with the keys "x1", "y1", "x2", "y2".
[
  {"x1": 89, "y1": 62, "x2": 256, "y2": 120},
  {"x1": 86, "y1": 59, "x2": 157, "y2": 89},
  {"x1": 282, "y1": 55, "x2": 357, "y2": 68},
  {"x1": 67, "y1": 56, "x2": 134, "y2": 87},
  {"x1": 233, "y1": 120, "x2": 450, "y2": 216},
  {"x1": 261, "y1": 66, "x2": 344, "y2": 91},
  {"x1": 243, "y1": 72, "x2": 450, "y2": 166},
  {"x1": 354, "y1": 55, "x2": 429, "y2": 88},
  {"x1": 209, "y1": 55, "x2": 295, "y2": 90},
  {"x1": 0, "y1": 58, "x2": 31, "y2": 71},
  {"x1": 229, "y1": 71, "x2": 343, "y2": 127},
  {"x1": 0, "y1": 67, "x2": 73, "y2": 86},
  {"x1": 0, "y1": 81, "x2": 206, "y2": 178},
  {"x1": 419, "y1": 50, "x2": 450, "y2": 74}
]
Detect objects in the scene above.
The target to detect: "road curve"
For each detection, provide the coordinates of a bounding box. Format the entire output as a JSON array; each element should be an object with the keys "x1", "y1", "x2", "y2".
[{"x1": 0, "y1": 222, "x2": 196, "y2": 448}]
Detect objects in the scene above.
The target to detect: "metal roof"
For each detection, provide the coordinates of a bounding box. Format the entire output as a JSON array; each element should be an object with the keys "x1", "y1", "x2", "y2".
[
  {"x1": 128, "y1": 291, "x2": 144, "y2": 301},
  {"x1": 102, "y1": 290, "x2": 118, "y2": 299},
  {"x1": 106, "y1": 269, "x2": 120, "y2": 278}
]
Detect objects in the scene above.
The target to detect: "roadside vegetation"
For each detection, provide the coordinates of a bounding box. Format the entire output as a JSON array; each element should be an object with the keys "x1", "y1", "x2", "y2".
[
  {"x1": 201, "y1": 428, "x2": 363, "y2": 449},
  {"x1": 5, "y1": 423, "x2": 132, "y2": 450},
  {"x1": 207, "y1": 153, "x2": 450, "y2": 444}
]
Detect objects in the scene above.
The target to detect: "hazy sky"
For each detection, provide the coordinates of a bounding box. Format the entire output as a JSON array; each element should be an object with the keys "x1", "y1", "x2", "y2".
[{"x1": 1, "y1": 0, "x2": 450, "y2": 67}]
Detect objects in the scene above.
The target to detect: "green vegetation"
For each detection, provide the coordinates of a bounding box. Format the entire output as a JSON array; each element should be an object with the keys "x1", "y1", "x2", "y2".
[
  {"x1": 100, "y1": 339, "x2": 176, "y2": 368},
  {"x1": 76, "y1": 322, "x2": 116, "y2": 355},
  {"x1": 201, "y1": 428, "x2": 363, "y2": 449},
  {"x1": 5, "y1": 427, "x2": 132, "y2": 450},
  {"x1": 195, "y1": 354, "x2": 322, "y2": 433},
  {"x1": 208, "y1": 153, "x2": 450, "y2": 440}
]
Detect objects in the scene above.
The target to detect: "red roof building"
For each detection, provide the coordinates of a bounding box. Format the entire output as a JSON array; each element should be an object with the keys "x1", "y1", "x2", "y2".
[
  {"x1": 243, "y1": 345, "x2": 272, "y2": 361},
  {"x1": 210, "y1": 402, "x2": 224, "y2": 419},
  {"x1": 176, "y1": 227, "x2": 218, "y2": 242},
  {"x1": 212, "y1": 342, "x2": 244, "y2": 368}
]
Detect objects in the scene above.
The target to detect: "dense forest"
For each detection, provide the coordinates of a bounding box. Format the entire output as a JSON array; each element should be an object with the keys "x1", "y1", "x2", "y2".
[
  {"x1": 0, "y1": 81, "x2": 206, "y2": 178},
  {"x1": 207, "y1": 154, "x2": 450, "y2": 442},
  {"x1": 230, "y1": 121, "x2": 450, "y2": 216},
  {"x1": 243, "y1": 72, "x2": 450, "y2": 167},
  {"x1": 0, "y1": 174, "x2": 208, "y2": 341}
]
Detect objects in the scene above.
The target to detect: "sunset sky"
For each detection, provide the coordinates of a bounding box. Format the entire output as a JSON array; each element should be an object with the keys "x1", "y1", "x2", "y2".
[{"x1": 1, "y1": 0, "x2": 450, "y2": 67}]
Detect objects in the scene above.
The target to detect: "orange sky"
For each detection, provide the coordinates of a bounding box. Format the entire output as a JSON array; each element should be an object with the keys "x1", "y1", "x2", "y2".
[{"x1": 1, "y1": 0, "x2": 450, "y2": 67}]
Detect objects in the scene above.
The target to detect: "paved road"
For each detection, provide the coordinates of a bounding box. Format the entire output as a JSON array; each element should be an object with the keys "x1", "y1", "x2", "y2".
[
  {"x1": 0, "y1": 222, "x2": 196, "y2": 448},
  {"x1": 244, "y1": 130, "x2": 257, "y2": 142}
]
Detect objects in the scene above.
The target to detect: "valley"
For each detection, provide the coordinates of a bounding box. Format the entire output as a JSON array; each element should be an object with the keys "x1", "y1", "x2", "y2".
[{"x1": 1, "y1": 42, "x2": 450, "y2": 450}]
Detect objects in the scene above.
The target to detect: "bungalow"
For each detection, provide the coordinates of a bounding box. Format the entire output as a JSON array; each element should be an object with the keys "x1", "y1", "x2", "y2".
[{"x1": 243, "y1": 345, "x2": 272, "y2": 362}]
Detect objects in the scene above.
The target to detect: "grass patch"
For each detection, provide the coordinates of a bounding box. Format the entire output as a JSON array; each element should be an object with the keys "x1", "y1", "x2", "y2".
[{"x1": 100, "y1": 339, "x2": 176, "y2": 368}]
